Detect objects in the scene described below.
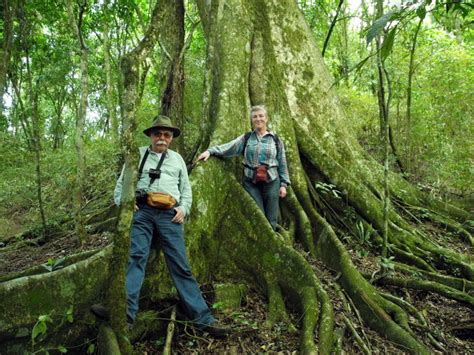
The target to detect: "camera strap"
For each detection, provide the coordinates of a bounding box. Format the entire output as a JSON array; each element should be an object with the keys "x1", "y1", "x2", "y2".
[
  {"x1": 137, "y1": 149, "x2": 151, "y2": 181},
  {"x1": 148, "y1": 150, "x2": 167, "y2": 187}
]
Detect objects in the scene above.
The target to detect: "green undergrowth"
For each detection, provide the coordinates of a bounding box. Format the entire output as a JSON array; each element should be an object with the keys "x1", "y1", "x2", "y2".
[
  {"x1": 0, "y1": 136, "x2": 120, "y2": 241},
  {"x1": 337, "y1": 82, "x2": 473, "y2": 198}
]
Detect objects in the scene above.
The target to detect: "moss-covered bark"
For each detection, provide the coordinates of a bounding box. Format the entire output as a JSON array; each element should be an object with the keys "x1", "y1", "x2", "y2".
[
  {"x1": 188, "y1": 0, "x2": 471, "y2": 353},
  {"x1": 0, "y1": 247, "x2": 112, "y2": 351},
  {"x1": 1, "y1": 0, "x2": 471, "y2": 353}
]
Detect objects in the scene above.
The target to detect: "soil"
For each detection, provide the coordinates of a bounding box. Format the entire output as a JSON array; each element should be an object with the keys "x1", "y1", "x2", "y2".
[{"x1": 1, "y1": 228, "x2": 472, "y2": 354}]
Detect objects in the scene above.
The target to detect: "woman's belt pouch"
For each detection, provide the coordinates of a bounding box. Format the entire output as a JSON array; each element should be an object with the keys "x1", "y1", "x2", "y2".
[{"x1": 254, "y1": 164, "x2": 269, "y2": 183}]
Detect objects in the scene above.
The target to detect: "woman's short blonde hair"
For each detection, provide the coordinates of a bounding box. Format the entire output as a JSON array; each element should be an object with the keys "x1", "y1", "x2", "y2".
[{"x1": 250, "y1": 105, "x2": 268, "y2": 118}]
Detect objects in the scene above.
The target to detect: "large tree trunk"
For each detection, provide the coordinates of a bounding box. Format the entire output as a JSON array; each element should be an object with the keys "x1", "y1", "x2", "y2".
[{"x1": 187, "y1": 0, "x2": 471, "y2": 353}]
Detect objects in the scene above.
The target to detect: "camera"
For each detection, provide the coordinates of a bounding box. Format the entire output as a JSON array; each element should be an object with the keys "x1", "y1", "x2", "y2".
[
  {"x1": 149, "y1": 168, "x2": 161, "y2": 180},
  {"x1": 135, "y1": 189, "x2": 147, "y2": 204}
]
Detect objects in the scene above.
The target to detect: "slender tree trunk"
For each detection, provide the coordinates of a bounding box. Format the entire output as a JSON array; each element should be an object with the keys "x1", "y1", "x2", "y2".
[
  {"x1": 0, "y1": 0, "x2": 15, "y2": 131},
  {"x1": 103, "y1": 0, "x2": 118, "y2": 143},
  {"x1": 19, "y1": 1, "x2": 47, "y2": 235},
  {"x1": 406, "y1": 17, "x2": 423, "y2": 171},
  {"x1": 31, "y1": 90, "x2": 47, "y2": 233},
  {"x1": 46, "y1": 89, "x2": 67, "y2": 149},
  {"x1": 157, "y1": 0, "x2": 185, "y2": 154},
  {"x1": 67, "y1": 0, "x2": 88, "y2": 245},
  {"x1": 322, "y1": 0, "x2": 344, "y2": 57},
  {"x1": 108, "y1": 3, "x2": 163, "y2": 352},
  {"x1": 52, "y1": 103, "x2": 65, "y2": 149},
  {"x1": 374, "y1": 0, "x2": 390, "y2": 264},
  {"x1": 10, "y1": 74, "x2": 33, "y2": 148}
]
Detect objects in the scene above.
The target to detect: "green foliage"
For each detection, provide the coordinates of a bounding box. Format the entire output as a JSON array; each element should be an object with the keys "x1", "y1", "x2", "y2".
[
  {"x1": 355, "y1": 221, "x2": 372, "y2": 246},
  {"x1": 86, "y1": 343, "x2": 95, "y2": 354},
  {"x1": 366, "y1": 9, "x2": 399, "y2": 45},
  {"x1": 42, "y1": 258, "x2": 66, "y2": 272},
  {"x1": 406, "y1": 32, "x2": 473, "y2": 193},
  {"x1": 32, "y1": 314, "x2": 53, "y2": 345},
  {"x1": 28, "y1": 306, "x2": 75, "y2": 353},
  {"x1": 0, "y1": 138, "x2": 118, "y2": 239},
  {"x1": 211, "y1": 301, "x2": 225, "y2": 310},
  {"x1": 379, "y1": 256, "x2": 395, "y2": 271},
  {"x1": 229, "y1": 311, "x2": 259, "y2": 330},
  {"x1": 381, "y1": 26, "x2": 397, "y2": 60},
  {"x1": 314, "y1": 182, "x2": 342, "y2": 199},
  {"x1": 334, "y1": 26, "x2": 473, "y2": 195}
]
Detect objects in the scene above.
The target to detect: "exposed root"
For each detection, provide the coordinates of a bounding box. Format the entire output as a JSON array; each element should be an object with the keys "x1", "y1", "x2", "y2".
[
  {"x1": 393, "y1": 200, "x2": 473, "y2": 246},
  {"x1": 97, "y1": 324, "x2": 121, "y2": 354},
  {"x1": 285, "y1": 189, "x2": 315, "y2": 254},
  {"x1": 313, "y1": 280, "x2": 335, "y2": 354},
  {"x1": 263, "y1": 272, "x2": 290, "y2": 327},
  {"x1": 380, "y1": 292, "x2": 426, "y2": 327},
  {"x1": 296, "y1": 127, "x2": 473, "y2": 284},
  {"x1": 213, "y1": 180, "x2": 335, "y2": 354},
  {"x1": 0, "y1": 246, "x2": 112, "y2": 348},
  {"x1": 295, "y1": 194, "x2": 429, "y2": 353},
  {"x1": 391, "y1": 246, "x2": 436, "y2": 272},
  {"x1": 332, "y1": 326, "x2": 346, "y2": 355},
  {"x1": 394, "y1": 262, "x2": 474, "y2": 293},
  {"x1": 343, "y1": 315, "x2": 371, "y2": 354},
  {"x1": 163, "y1": 306, "x2": 176, "y2": 355},
  {"x1": 335, "y1": 284, "x2": 371, "y2": 348},
  {"x1": 0, "y1": 248, "x2": 100, "y2": 283},
  {"x1": 367, "y1": 274, "x2": 474, "y2": 308},
  {"x1": 299, "y1": 286, "x2": 319, "y2": 354}
]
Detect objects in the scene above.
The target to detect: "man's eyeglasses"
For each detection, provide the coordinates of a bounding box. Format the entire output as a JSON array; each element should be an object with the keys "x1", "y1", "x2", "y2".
[{"x1": 152, "y1": 131, "x2": 173, "y2": 138}]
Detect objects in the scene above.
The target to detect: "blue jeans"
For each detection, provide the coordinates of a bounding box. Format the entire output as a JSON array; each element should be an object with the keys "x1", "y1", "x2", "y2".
[
  {"x1": 126, "y1": 205, "x2": 215, "y2": 327},
  {"x1": 243, "y1": 177, "x2": 280, "y2": 230}
]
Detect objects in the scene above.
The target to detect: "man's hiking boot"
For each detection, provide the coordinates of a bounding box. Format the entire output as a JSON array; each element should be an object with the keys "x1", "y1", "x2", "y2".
[
  {"x1": 199, "y1": 322, "x2": 232, "y2": 339},
  {"x1": 90, "y1": 304, "x2": 110, "y2": 321},
  {"x1": 90, "y1": 304, "x2": 134, "y2": 330}
]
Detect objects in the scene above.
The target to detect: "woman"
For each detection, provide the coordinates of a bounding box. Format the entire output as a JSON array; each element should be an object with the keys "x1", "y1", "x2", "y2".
[{"x1": 197, "y1": 105, "x2": 290, "y2": 230}]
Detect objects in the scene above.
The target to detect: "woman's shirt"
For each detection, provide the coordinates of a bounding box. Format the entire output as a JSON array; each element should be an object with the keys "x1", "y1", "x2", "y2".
[{"x1": 207, "y1": 130, "x2": 291, "y2": 187}]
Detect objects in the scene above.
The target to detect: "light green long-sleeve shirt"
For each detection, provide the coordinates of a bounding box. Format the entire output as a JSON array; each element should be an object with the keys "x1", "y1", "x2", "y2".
[{"x1": 114, "y1": 146, "x2": 192, "y2": 216}]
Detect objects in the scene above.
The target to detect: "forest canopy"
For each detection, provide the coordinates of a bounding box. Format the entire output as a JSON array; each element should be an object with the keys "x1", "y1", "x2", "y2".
[{"x1": 0, "y1": 0, "x2": 472, "y2": 353}]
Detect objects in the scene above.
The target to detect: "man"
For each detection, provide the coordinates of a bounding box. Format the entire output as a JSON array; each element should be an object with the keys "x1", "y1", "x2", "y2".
[{"x1": 91, "y1": 115, "x2": 229, "y2": 337}]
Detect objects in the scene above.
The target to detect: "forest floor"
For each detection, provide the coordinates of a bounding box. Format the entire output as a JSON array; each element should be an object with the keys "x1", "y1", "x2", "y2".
[{"x1": 1, "y1": 225, "x2": 472, "y2": 354}]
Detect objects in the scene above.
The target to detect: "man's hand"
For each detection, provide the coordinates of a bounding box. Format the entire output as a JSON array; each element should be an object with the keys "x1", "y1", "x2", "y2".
[
  {"x1": 171, "y1": 207, "x2": 185, "y2": 224},
  {"x1": 196, "y1": 150, "x2": 210, "y2": 162},
  {"x1": 279, "y1": 186, "x2": 287, "y2": 198},
  {"x1": 134, "y1": 204, "x2": 140, "y2": 211}
]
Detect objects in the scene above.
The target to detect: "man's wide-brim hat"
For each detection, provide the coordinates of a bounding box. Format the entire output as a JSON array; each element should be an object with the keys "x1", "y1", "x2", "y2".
[{"x1": 143, "y1": 115, "x2": 181, "y2": 138}]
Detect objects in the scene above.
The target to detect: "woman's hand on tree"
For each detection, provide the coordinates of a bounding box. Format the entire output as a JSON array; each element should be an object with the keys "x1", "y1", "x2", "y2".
[
  {"x1": 279, "y1": 186, "x2": 287, "y2": 198},
  {"x1": 197, "y1": 150, "x2": 210, "y2": 162}
]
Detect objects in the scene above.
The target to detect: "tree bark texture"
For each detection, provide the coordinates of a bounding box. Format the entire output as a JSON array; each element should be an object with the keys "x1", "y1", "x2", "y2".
[
  {"x1": 156, "y1": 0, "x2": 185, "y2": 154},
  {"x1": 406, "y1": 17, "x2": 423, "y2": 170},
  {"x1": 0, "y1": 1, "x2": 471, "y2": 354},
  {"x1": 107, "y1": 2, "x2": 164, "y2": 353},
  {"x1": 0, "y1": 0, "x2": 15, "y2": 130},
  {"x1": 67, "y1": 0, "x2": 88, "y2": 245},
  {"x1": 103, "y1": 0, "x2": 119, "y2": 143},
  {"x1": 186, "y1": 0, "x2": 470, "y2": 353}
]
